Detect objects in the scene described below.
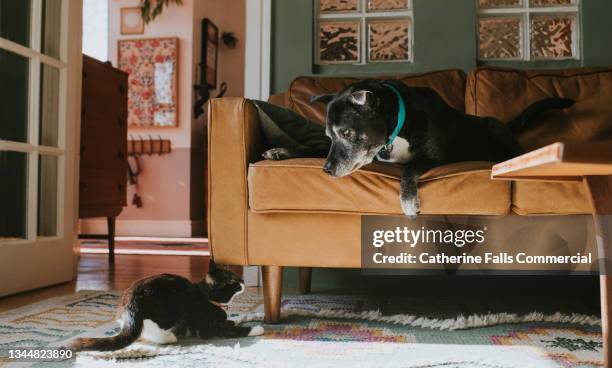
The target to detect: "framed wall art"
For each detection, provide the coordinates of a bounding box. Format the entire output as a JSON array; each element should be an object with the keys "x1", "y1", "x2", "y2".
[
  {"x1": 118, "y1": 37, "x2": 179, "y2": 128},
  {"x1": 201, "y1": 18, "x2": 218, "y2": 89},
  {"x1": 120, "y1": 7, "x2": 144, "y2": 35}
]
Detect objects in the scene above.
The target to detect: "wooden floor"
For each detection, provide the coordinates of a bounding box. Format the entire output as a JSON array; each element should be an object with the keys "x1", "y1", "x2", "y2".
[{"x1": 0, "y1": 253, "x2": 239, "y2": 313}]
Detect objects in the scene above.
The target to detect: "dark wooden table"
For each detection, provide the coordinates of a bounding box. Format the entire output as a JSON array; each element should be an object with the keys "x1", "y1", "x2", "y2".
[{"x1": 492, "y1": 141, "x2": 612, "y2": 367}]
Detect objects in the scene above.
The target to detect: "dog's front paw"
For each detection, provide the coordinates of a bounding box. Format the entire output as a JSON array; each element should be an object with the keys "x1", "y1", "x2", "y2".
[
  {"x1": 263, "y1": 148, "x2": 292, "y2": 161},
  {"x1": 400, "y1": 194, "x2": 420, "y2": 219}
]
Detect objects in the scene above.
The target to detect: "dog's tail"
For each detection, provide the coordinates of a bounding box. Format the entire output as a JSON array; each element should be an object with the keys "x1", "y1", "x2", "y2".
[
  {"x1": 66, "y1": 306, "x2": 142, "y2": 352},
  {"x1": 506, "y1": 97, "x2": 575, "y2": 133}
]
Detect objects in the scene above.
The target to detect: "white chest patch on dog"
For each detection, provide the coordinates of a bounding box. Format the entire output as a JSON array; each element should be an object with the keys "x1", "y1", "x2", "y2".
[{"x1": 376, "y1": 137, "x2": 412, "y2": 164}]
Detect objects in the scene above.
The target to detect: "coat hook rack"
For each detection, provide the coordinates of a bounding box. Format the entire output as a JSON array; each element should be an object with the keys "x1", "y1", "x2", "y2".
[{"x1": 128, "y1": 135, "x2": 172, "y2": 156}]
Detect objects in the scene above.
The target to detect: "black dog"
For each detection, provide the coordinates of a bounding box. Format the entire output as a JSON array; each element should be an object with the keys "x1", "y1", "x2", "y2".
[{"x1": 267, "y1": 79, "x2": 574, "y2": 217}]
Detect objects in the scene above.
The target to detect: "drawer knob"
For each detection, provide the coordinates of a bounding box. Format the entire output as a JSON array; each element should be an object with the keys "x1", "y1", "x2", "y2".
[
  {"x1": 118, "y1": 184, "x2": 125, "y2": 192},
  {"x1": 79, "y1": 183, "x2": 87, "y2": 191},
  {"x1": 117, "y1": 118, "x2": 124, "y2": 127},
  {"x1": 80, "y1": 145, "x2": 85, "y2": 155},
  {"x1": 117, "y1": 151, "x2": 125, "y2": 160},
  {"x1": 119, "y1": 85, "x2": 127, "y2": 94}
]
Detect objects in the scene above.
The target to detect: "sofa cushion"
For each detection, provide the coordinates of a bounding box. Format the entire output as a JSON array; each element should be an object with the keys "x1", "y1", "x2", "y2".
[
  {"x1": 466, "y1": 67, "x2": 612, "y2": 151},
  {"x1": 248, "y1": 159, "x2": 510, "y2": 216},
  {"x1": 288, "y1": 70, "x2": 467, "y2": 125},
  {"x1": 512, "y1": 180, "x2": 591, "y2": 215}
]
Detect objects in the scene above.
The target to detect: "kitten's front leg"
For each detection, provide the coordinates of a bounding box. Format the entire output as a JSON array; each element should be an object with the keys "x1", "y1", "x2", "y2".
[{"x1": 400, "y1": 159, "x2": 437, "y2": 218}]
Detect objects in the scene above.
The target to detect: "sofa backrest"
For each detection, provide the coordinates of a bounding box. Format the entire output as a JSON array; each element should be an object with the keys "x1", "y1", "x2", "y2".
[
  {"x1": 466, "y1": 67, "x2": 612, "y2": 151},
  {"x1": 286, "y1": 70, "x2": 467, "y2": 125}
]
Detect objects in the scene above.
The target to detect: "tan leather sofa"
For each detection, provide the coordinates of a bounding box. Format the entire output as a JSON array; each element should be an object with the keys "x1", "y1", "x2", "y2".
[{"x1": 207, "y1": 67, "x2": 612, "y2": 323}]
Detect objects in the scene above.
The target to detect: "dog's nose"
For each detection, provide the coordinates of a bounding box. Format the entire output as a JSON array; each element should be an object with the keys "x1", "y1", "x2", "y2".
[{"x1": 323, "y1": 162, "x2": 333, "y2": 175}]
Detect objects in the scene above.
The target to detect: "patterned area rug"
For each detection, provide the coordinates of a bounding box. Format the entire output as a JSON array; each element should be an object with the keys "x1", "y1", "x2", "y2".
[{"x1": 0, "y1": 290, "x2": 603, "y2": 367}]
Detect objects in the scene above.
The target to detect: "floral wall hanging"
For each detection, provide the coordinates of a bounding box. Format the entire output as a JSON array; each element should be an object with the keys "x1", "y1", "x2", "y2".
[{"x1": 118, "y1": 37, "x2": 179, "y2": 127}]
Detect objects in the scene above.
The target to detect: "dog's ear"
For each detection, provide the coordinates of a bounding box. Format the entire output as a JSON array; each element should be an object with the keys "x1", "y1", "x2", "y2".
[
  {"x1": 348, "y1": 90, "x2": 374, "y2": 107},
  {"x1": 310, "y1": 94, "x2": 335, "y2": 105}
]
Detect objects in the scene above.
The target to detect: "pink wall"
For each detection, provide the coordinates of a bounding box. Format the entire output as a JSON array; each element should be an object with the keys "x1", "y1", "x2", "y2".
[{"x1": 81, "y1": 0, "x2": 245, "y2": 237}]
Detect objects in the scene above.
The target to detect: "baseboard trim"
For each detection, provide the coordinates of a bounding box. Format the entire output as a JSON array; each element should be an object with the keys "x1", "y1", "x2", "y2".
[
  {"x1": 80, "y1": 220, "x2": 193, "y2": 237},
  {"x1": 80, "y1": 248, "x2": 210, "y2": 256}
]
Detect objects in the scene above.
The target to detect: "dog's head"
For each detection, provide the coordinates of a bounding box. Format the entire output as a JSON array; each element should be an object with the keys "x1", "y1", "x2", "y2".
[{"x1": 312, "y1": 80, "x2": 391, "y2": 177}]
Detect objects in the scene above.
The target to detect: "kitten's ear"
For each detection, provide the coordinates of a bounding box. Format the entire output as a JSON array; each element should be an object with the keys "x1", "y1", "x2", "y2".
[
  {"x1": 310, "y1": 94, "x2": 335, "y2": 105},
  {"x1": 209, "y1": 259, "x2": 218, "y2": 272}
]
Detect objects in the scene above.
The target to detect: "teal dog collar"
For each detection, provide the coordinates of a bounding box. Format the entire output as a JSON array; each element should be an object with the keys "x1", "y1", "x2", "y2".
[
  {"x1": 381, "y1": 83, "x2": 406, "y2": 152},
  {"x1": 382, "y1": 82, "x2": 406, "y2": 148}
]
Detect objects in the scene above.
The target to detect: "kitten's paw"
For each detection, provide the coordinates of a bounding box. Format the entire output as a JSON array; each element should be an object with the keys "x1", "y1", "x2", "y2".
[
  {"x1": 248, "y1": 325, "x2": 265, "y2": 336},
  {"x1": 263, "y1": 148, "x2": 292, "y2": 161},
  {"x1": 166, "y1": 333, "x2": 178, "y2": 344},
  {"x1": 400, "y1": 194, "x2": 420, "y2": 219}
]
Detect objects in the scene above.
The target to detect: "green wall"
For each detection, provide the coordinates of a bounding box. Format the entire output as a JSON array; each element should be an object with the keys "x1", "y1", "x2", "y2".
[{"x1": 271, "y1": 0, "x2": 612, "y2": 94}]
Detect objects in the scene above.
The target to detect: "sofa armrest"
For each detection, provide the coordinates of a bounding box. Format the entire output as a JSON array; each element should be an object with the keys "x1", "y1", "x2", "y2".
[
  {"x1": 207, "y1": 98, "x2": 264, "y2": 265},
  {"x1": 268, "y1": 92, "x2": 288, "y2": 108}
]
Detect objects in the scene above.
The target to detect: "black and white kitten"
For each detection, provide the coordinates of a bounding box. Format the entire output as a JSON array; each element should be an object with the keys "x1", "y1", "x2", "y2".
[{"x1": 69, "y1": 261, "x2": 263, "y2": 351}]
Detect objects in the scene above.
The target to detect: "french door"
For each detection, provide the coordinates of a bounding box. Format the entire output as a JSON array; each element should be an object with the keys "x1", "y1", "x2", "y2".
[{"x1": 0, "y1": 0, "x2": 82, "y2": 296}]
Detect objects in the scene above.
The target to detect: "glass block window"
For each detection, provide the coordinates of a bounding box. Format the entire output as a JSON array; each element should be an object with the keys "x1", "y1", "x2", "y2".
[
  {"x1": 316, "y1": 0, "x2": 412, "y2": 64},
  {"x1": 477, "y1": 0, "x2": 579, "y2": 61}
]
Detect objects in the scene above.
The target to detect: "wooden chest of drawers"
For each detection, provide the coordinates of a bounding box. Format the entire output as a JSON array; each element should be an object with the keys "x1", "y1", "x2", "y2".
[{"x1": 79, "y1": 56, "x2": 128, "y2": 262}]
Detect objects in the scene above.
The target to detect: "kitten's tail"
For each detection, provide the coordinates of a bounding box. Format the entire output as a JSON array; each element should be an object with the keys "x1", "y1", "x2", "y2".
[
  {"x1": 506, "y1": 97, "x2": 575, "y2": 133},
  {"x1": 67, "y1": 306, "x2": 142, "y2": 352}
]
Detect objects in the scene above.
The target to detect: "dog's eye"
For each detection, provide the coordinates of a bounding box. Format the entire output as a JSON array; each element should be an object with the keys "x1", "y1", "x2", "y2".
[{"x1": 340, "y1": 129, "x2": 354, "y2": 139}]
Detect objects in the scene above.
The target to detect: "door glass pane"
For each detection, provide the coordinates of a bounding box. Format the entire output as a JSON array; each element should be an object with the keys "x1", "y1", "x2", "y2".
[
  {"x1": 40, "y1": 65, "x2": 60, "y2": 147},
  {"x1": 42, "y1": 0, "x2": 62, "y2": 59},
  {"x1": 0, "y1": 0, "x2": 31, "y2": 47},
  {"x1": 0, "y1": 49, "x2": 29, "y2": 143},
  {"x1": 38, "y1": 155, "x2": 57, "y2": 237},
  {"x1": 0, "y1": 151, "x2": 28, "y2": 240}
]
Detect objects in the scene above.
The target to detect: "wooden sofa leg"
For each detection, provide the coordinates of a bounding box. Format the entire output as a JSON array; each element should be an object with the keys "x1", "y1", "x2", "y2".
[
  {"x1": 584, "y1": 176, "x2": 612, "y2": 367},
  {"x1": 262, "y1": 266, "x2": 283, "y2": 324},
  {"x1": 299, "y1": 267, "x2": 312, "y2": 294}
]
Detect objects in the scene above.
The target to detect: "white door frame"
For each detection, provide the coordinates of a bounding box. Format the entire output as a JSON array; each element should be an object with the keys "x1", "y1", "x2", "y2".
[
  {"x1": 244, "y1": 0, "x2": 271, "y2": 101},
  {"x1": 242, "y1": 0, "x2": 271, "y2": 286}
]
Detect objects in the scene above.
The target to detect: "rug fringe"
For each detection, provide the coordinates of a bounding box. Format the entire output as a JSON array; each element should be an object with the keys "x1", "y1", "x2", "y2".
[{"x1": 230, "y1": 308, "x2": 600, "y2": 330}]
